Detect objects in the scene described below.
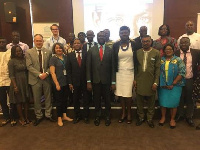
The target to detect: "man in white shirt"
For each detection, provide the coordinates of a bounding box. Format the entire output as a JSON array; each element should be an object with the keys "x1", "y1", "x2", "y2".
[
  {"x1": 44, "y1": 24, "x2": 66, "y2": 51},
  {"x1": 0, "y1": 37, "x2": 11, "y2": 126},
  {"x1": 177, "y1": 21, "x2": 200, "y2": 49},
  {"x1": 6, "y1": 31, "x2": 29, "y2": 53}
]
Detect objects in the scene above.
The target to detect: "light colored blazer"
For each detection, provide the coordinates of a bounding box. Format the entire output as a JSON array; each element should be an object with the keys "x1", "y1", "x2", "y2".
[{"x1": 26, "y1": 47, "x2": 52, "y2": 85}]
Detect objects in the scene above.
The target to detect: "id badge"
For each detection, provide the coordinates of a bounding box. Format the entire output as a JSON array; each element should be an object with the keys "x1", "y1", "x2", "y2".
[{"x1": 63, "y1": 69, "x2": 67, "y2": 75}]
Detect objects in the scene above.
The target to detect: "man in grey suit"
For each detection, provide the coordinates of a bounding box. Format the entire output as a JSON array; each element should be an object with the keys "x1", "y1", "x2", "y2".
[
  {"x1": 86, "y1": 31, "x2": 116, "y2": 126},
  {"x1": 26, "y1": 34, "x2": 55, "y2": 126}
]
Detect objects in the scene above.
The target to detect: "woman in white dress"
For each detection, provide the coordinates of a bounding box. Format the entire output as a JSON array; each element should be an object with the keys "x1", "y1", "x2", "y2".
[{"x1": 113, "y1": 26, "x2": 137, "y2": 124}]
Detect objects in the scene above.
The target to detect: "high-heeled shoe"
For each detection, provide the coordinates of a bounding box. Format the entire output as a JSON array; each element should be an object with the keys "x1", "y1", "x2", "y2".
[
  {"x1": 25, "y1": 119, "x2": 32, "y2": 124},
  {"x1": 170, "y1": 121, "x2": 176, "y2": 129},
  {"x1": 118, "y1": 116, "x2": 126, "y2": 123},
  {"x1": 159, "y1": 122, "x2": 165, "y2": 126},
  {"x1": 126, "y1": 119, "x2": 132, "y2": 124}
]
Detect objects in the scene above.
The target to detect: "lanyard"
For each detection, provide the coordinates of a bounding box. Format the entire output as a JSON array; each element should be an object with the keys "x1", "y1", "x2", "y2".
[
  {"x1": 52, "y1": 36, "x2": 59, "y2": 43},
  {"x1": 56, "y1": 55, "x2": 66, "y2": 69}
]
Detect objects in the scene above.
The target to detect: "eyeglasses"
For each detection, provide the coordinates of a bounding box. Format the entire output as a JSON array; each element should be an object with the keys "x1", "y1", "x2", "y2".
[{"x1": 51, "y1": 29, "x2": 59, "y2": 31}]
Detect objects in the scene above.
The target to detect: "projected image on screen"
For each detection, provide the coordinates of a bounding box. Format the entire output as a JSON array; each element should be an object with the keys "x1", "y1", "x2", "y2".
[{"x1": 83, "y1": 0, "x2": 155, "y2": 41}]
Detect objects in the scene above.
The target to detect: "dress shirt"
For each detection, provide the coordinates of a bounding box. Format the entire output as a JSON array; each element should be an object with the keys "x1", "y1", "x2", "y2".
[
  {"x1": 44, "y1": 36, "x2": 66, "y2": 51},
  {"x1": 0, "y1": 49, "x2": 11, "y2": 86},
  {"x1": 178, "y1": 33, "x2": 200, "y2": 49},
  {"x1": 142, "y1": 49, "x2": 152, "y2": 72},
  {"x1": 97, "y1": 44, "x2": 105, "y2": 55},
  {"x1": 87, "y1": 41, "x2": 95, "y2": 51},
  {"x1": 6, "y1": 41, "x2": 29, "y2": 54},
  {"x1": 75, "y1": 50, "x2": 82, "y2": 59},
  {"x1": 180, "y1": 49, "x2": 193, "y2": 79}
]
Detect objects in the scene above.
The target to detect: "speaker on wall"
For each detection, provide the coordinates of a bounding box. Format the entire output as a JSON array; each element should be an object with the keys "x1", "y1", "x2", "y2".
[{"x1": 4, "y1": 2, "x2": 17, "y2": 23}]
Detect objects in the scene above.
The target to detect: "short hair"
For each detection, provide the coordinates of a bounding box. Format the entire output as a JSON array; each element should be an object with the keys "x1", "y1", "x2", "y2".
[
  {"x1": 11, "y1": 45, "x2": 24, "y2": 59},
  {"x1": 158, "y1": 24, "x2": 170, "y2": 36},
  {"x1": 119, "y1": 26, "x2": 130, "y2": 32},
  {"x1": 163, "y1": 43, "x2": 175, "y2": 52},
  {"x1": 78, "y1": 32, "x2": 86, "y2": 38},
  {"x1": 52, "y1": 43, "x2": 65, "y2": 54},
  {"x1": 50, "y1": 24, "x2": 59, "y2": 30},
  {"x1": 73, "y1": 38, "x2": 81, "y2": 42},
  {"x1": 34, "y1": 34, "x2": 43, "y2": 39},
  {"x1": 97, "y1": 31, "x2": 105, "y2": 36},
  {"x1": 141, "y1": 35, "x2": 151, "y2": 39}
]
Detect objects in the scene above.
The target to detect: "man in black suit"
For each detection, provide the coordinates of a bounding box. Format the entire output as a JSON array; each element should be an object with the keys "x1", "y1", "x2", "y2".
[
  {"x1": 175, "y1": 37, "x2": 200, "y2": 127},
  {"x1": 83, "y1": 30, "x2": 97, "y2": 52},
  {"x1": 67, "y1": 38, "x2": 89, "y2": 124},
  {"x1": 86, "y1": 31, "x2": 116, "y2": 126}
]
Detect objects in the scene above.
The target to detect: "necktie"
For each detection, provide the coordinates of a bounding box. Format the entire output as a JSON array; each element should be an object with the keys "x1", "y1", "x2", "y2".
[
  {"x1": 88, "y1": 42, "x2": 92, "y2": 49},
  {"x1": 38, "y1": 50, "x2": 43, "y2": 73},
  {"x1": 99, "y1": 45, "x2": 103, "y2": 61},
  {"x1": 77, "y1": 52, "x2": 81, "y2": 67},
  {"x1": 183, "y1": 52, "x2": 187, "y2": 65}
]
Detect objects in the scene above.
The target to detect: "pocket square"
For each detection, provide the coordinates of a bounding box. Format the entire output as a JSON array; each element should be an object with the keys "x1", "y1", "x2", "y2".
[{"x1": 151, "y1": 57, "x2": 155, "y2": 60}]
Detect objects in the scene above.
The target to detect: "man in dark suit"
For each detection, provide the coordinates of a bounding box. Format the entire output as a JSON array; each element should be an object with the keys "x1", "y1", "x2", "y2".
[
  {"x1": 83, "y1": 30, "x2": 97, "y2": 52},
  {"x1": 67, "y1": 38, "x2": 89, "y2": 124},
  {"x1": 175, "y1": 37, "x2": 200, "y2": 127},
  {"x1": 26, "y1": 34, "x2": 55, "y2": 126},
  {"x1": 86, "y1": 31, "x2": 116, "y2": 126}
]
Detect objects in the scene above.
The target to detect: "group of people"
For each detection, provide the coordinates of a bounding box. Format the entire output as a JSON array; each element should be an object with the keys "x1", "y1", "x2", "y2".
[{"x1": 0, "y1": 20, "x2": 200, "y2": 130}]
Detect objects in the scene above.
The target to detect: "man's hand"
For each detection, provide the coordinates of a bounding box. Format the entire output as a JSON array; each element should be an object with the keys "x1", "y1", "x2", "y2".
[
  {"x1": 69, "y1": 84, "x2": 74, "y2": 91},
  {"x1": 111, "y1": 84, "x2": 116, "y2": 91},
  {"x1": 133, "y1": 81, "x2": 137, "y2": 88},
  {"x1": 39, "y1": 73, "x2": 48, "y2": 80},
  {"x1": 87, "y1": 82, "x2": 92, "y2": 91},
  {"x1": 152, "y1": 83, "x2": 157, "y2": 91},
  {"x1": 56, "y1": 84, "x2": 61, "y2": 91}
]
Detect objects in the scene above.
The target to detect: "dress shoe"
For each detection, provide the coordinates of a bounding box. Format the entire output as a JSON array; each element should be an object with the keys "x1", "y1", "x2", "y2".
[
  {"x1": 196, "y1": 124, "x2": 200, "y2": 130},
  {"x1": 175, "y1": 115, "x2": 185, "y2": 122},
  {"x1": 136, "y1": 119, "x2": 145, "y2": 126},
  {"x1": 186, "y1": 118, "x2": 195, "y2": 127},
  {"x1": 147, "y1": 120, "x2": 155, "y2": 128},
  {"x1": 94, "y1": 117, "x2": 100, "y2": 126},
  {"x1": 33, "y1": 118, "x2": 43, "y2": 126},
  {"x1": 105, "y1": 118, "x2": 111, "y2": 126},
  {"x1": 118, "y1": 116, "x2": 126, "y2": 123},
  {"x1": 46, "y1": 117, "x2": 56, "y2": 122},
  {"x1": 84, "y1": 118, "x2": 89, "y2": 124},
  {"x1": 73, "y1": 117, "x2": 81, "y2": 124},
  {"x1": 0, "y1": 119, "x2": 10, "y2": 127}
]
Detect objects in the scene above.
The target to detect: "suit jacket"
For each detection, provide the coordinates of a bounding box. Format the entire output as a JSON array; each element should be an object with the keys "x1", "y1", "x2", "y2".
[
  {"x1": 113, "y1": 40, "x2": 138, "y2": 73},
  {"x1": 66, "y1": 49, "x2": 87, "y2": 86},
  {"x1": 26, "y1": 47, "x2": 52, "y2": 85},
  {"x1": 83, "y1": 42, "x2": 97, "y2": 52},
  {"x1": 175, "y1": 48, "x2": 200, "y2": 79},
  {"x1": 135, "y1": 48, "x2": 161, "y2": 96},
  {"x1": 86, "y1": 44, "x2": 116, "y2": 84}
]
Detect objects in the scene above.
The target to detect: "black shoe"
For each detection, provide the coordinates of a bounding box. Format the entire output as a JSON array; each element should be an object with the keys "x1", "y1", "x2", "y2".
[
  {"x1": 94, "y1": 117, "x2": 100, "y2": 126},
  {"x1": 170, "y1": 125, "x2": 176, "y2": 129},
  {"x1": 73, "y1": 117, "x2": 81, "y2": 124},
  {"x1": 84, "y1": 118, "x2": 89, "y2": 124},
  {"x1": 105, "y1": 118, "x2": 111, "y2": 126},
  {"x1": 136, "y1": 119, "x2": 145, "y2": 126},
  {"x1": 33, "y1": 118, "x2": 43, "y2": 126},
  {"x1": 175, "y1": 115, "x2": 185, "y2": 122},
  {"x1": 147, "y1": 120, "x2": 155, "y2": 128},
  {"x1": 186, "y1": 118, "x2": 195, "y2": 127},
  {"x1": 196, "y1": 124, "x2": 200, "y2": 130},
  {"x1": 118, "y1": 116, "x2": 126, "y2": 123},
  {"x1": 46, "y1": 117, "x2": 56, "y2": 122}
]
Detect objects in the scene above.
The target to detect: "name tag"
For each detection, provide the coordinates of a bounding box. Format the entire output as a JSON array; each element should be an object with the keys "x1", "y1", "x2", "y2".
[{"x1": 63, "y1": 69, "x2": 67, "y2": 75}]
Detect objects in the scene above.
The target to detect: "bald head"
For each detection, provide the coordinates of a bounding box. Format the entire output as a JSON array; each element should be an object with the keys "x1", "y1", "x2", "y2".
[
  {"x1": 139, "y1": 26, "x2": 147, "y2": 37},
  {"x1": 185, "y1": 21, "x2": 195, "y2": 35}
]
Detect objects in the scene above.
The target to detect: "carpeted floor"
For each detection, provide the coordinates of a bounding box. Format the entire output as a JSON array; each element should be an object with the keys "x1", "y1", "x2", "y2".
[{"x1": 1, "y1": 117, "x2": 200, "y2": 150}]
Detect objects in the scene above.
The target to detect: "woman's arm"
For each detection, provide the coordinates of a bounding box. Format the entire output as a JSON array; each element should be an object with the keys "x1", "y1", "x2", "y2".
[{"x1": 50, "y1": 66, "x2": 61, "y2": 91}]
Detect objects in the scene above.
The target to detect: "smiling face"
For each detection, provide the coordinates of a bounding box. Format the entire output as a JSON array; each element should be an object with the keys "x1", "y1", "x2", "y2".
[
  {"x1": 164, "y1": 45, "x2": 174, "y2": 58},
  {"x1": 97, "y1": 32, "x2": 106, "y2": 45},
  {"x1": 73, "y1": 39, "x2": 82, "y2": 51},
  {"x1": 54, "y1": 44, "x2": 64, "y2": 56},
  {"x1": 34, "y1": 35, "x2": 44, "y2": 49},
  {"x1": 185, "y1": 21, "x2": 195, "y2": 35},
  {"x1": 51, "y1": 25, "x2": 59, "y2": 36},
  {"x1": 119, "y1": 29, "x2": 130, "y2": 42},
  {"x1": 86, "y1": 30, "x2": 95, "y2": 43},
  {"x1": 159, "y1": 25, "x2": 168, "y2": 36},
  {"x1": 15, "y1": 46, "x2": 23, "y2": 58},
  {"x1": 12, "y1": 32, "x2": 20, "y2": 44},
  {"x1": 180, "y1": 37, "x2": 190, "y2": 52}
]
